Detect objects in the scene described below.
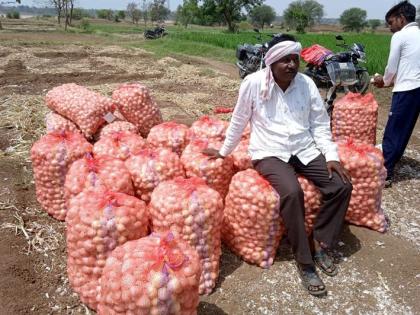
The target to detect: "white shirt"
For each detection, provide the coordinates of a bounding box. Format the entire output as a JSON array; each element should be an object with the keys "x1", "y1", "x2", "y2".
[
  {"x1": 383, "y1": 22, "x2": 420, "y2": 92},
  {"x1": 219, "y1": 70, "x2": 339, "y2": 164}
]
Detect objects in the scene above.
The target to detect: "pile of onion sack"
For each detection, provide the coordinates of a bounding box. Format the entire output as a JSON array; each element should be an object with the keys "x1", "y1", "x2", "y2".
[
  {"x1": 98, "y1": 121, "x2": 139, "y2": 139},
  {"x1": 181, "y1": 139, "x2": 234, "y2": 198},
  {"x1": 125, "y1": 147, "x2": 185, "y2": 203},
  {"x1": 29, "y1": 81, "x2": 390, "y2": 313},
  {"x1": 45, "y1": 111, "x2": 81, "y2": 135},
  {"x1": 332, "y1": 92, "x2": 378, "y2": 145},
  {"x1": 66, "y1": 189, "x2": 149, "y2": 310},
  {"x1": 149, "y1": 177, "x2": 223, "y2": 294},
  {"x1": 147, "y1": 121, "x2": 191, "y2": 156},
  {"x1": 338, "y1": 139, "x2": 388, "y2": 232},
  {"x1": 112, "y1": 82, "x2": 163, "y2": 137},
  {"x1": 46, "y1": 83, "x2": 115, "y2": 139},
  {"x1": 222, "y1": 169, "x2": 284, "y2": 268},
  {"x1": 65, "y1": 154, "x2": 134, "y2": 200},
  {"x1": 98, "y1": 232, "x2": 201, "y2": 315},
  {"x1": 31, "y1": 131, "x2": 92, "y2": 220},
  {"x1": 189, "y1": 115, "x2": 228, "y2": 141},
  {"x1": 93, "y1": 130, "x2": 148, "y2": 161}
]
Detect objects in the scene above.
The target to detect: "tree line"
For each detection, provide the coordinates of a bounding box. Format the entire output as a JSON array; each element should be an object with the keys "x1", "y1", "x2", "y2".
[{"x1": 2, "y1": 0, "x2": 420, "y2": 33}]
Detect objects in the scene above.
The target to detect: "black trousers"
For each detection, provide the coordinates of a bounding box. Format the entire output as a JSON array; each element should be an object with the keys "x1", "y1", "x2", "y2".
[
  {"x1": 252, "y1": 154, "x2": 353, "y2": 265},
  {"x1": 383, "y1": 87, "x2": 420, "y2": 178}
]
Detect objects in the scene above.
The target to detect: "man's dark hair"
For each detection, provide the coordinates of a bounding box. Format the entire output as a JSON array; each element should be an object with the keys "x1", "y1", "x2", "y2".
[
  {"x1": 385, "y1": 0, "x2": 416, "y2": 23},
  {"x1": 267, "y1": 34, "x2": 297, "y2": 50}
]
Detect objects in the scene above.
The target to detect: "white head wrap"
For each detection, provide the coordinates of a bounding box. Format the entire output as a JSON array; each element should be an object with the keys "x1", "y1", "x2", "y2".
[{"x1": 261, "y1": 40, "x2": 302, "y2": 100}]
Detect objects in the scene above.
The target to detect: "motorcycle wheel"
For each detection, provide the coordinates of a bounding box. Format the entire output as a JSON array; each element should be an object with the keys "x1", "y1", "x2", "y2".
[
  {"x1": 239, "y1": 68, "x2": 247, "y2": 79},
  {"x1": 349, "y1": 70, "x2": 370, "y2": 94}
]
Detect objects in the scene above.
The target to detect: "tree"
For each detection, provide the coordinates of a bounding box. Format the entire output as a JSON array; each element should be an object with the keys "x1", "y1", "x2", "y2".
[
  {"x1": 66, "y1": 0, "x2": 75, "y2": 27},
  {"x1": 340, "y1": 8, "x2": 367, "y2": 33},
  {"x1": 142, "y1": 0, "x2": 150, "y2": 26},
  {"x1": 249, "y1": 4, "x2": 276, "y2": 29},
  {"x1": 97, "y1": 9, "x2": 114, "y2": 20},
  {"x1": 213, "y1": 0, "x2": 262, "y2": 32},
  {"x1": 50, "y1": 0, "x2": 64, "y2": 25},
  {"x1": 149, "y1": 0, "x2": 170, "y2": 23},
  {"x1": 301, "y1": 0, "x2": 323, "y2": 27},
  {"x1": 72, "y1": 8, "x2": 91, "y2": 20},
  {"x1": 116, "y1": 10, "x2": 126, "y2": 21},
  {"x1": 368, "y1": 19, "x2": 381, "y2": 32},
  {"x1": 283, "y1": 0, "x2": 323, "y2": 33},
  {"x1": 175, "y1": 0, "x2": 199, "y2": 27},
  {"x1": 6, "y1": 10, "x2": 20, "y2": 18},
  {"x1": 284, "y1": 2, "x2": 309, "y2": 33},
  {"x1": 45, "y1": 0, "x2": 75, "y2": 29},
  {"x1": 127, "y1": 2, "x2": 140, "y2": 24},
  {"x1": 0, "y1": 0, "x2": 20, "y2": 29},
  {"x1": 196, "y1": 0, "x2": 221, "y2": 26}
]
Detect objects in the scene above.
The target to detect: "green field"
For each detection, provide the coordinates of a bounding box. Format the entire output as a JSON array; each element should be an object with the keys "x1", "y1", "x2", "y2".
[{"x1": 76, "y1": 22, "x2": 392, "y2": 74}]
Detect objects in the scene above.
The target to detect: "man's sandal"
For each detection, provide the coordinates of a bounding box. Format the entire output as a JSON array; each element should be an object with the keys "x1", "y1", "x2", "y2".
[
  {"x1": 296, "y1": 263, "x2": 327, "y2": 297},
  {"x1": 313, "y1": 250, "x2": 338, "y2": 277}
]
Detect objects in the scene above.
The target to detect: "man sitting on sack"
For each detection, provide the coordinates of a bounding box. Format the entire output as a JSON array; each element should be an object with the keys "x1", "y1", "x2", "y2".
[{"x1": 205, "y1": 34, "x2": 352, "y2": 296}]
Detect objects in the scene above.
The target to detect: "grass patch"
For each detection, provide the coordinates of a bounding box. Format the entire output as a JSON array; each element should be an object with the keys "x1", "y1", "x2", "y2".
[{"x1": 128, "y1": 37, "x2": 235, "y2": 63}]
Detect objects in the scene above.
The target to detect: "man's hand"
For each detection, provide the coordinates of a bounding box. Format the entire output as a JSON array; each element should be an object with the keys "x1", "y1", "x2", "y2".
[
  {"x1": 202, "y1": 148, "x2": 224, "y2": 159},
  {"x1": 372, "y1": 74, "x2": 385, "y2": 88},
  {"x1": 327, "y1": 161, "x2": 351, "y2": 184}
]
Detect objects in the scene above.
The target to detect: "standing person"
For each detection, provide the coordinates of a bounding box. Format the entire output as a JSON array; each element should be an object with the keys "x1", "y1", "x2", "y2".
[
  {"x1": 373, "y1": 0, "x2": 420, "y2": 187},
  {"x1": 204, "y1": 34, "x2": 352, "y2": 296}
]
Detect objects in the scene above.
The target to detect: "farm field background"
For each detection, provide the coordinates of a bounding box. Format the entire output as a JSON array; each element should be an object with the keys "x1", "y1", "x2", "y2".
[
  {"x1": 0, "y1": 18, "x2": 419, "y2": 315},
  {"x1": 2, "y1": 18, "x2": 391, "y2": 74}
]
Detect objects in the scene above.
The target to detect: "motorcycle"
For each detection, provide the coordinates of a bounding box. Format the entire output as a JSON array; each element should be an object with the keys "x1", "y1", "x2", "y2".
[
  {"x1": 235, "y1": 29, "x2": 273, "y2": 79},
  {"x1": 303, "y1": 35, "x2": 370, "y2": 115},
  {"x1": 144, "y1": 26, "x2": 168, "y2": 40}
]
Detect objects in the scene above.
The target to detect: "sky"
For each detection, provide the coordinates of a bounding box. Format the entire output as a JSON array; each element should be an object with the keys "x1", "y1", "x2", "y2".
[{"x1": 22, "y1": 0, "x2": 420, "y2": 19}]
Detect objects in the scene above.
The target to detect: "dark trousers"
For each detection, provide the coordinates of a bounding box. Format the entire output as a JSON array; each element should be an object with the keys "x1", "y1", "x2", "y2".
[
  {"x1": 383, "y1": 87, "x2": 420, "y2": 178},
  {"x1": 252, "y1": 154, "x2": 352, "y2": 265}
]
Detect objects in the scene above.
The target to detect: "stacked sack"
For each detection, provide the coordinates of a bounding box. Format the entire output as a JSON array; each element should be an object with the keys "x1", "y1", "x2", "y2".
[
  {"x1": 66, "y1": 189, "x2": 149, "y2": 310},
  {"x1": 297, "y1": 176, "x2": 322, "y2": 234},
  {"x1": 125, "y1": 148, "x2": 185, "y2": 203},
  {"x1": 112, "y1": 83, "x2": 163, "y2": 137},
  {"x1": 65, "y1": 154, "x2": 134, "y2": 201},
  {"x1": 231, "y1": 139, "x2": 252, "y2": 172},
  {"x1": 338, "y1": 139, "x2": 387, "y2": 232},
  {"x1": 46, "y1": 83, "x2": 115, "y2": 139},
  {"x1": 98, "y1": 232, "x2": 201, "y2": 315},
  {"x1": 147, "y1": 121, "x2": 191, "y2": 156},
  {"x1": 181, "y1": 139, "x2": 234, "y2": 198},
  {"x1": 93, "y1": 131, "x2": 148, "y2": 161},
  {"x1": 45, "y1": 112, "x2": 81, "y2": 135},
  {"x1": 31, "y1": 131, "x2": 92, "y2": 220},
  {"x1": 149, "y1": 177, "x2": 223, "y2": 294},
  {"x1": 332, "y1": 92, "x2": 378, "y2": 145},
  {"x1": 97, "y1": 121, "x2": 138, "y2": 139},
  {"x1": 222, "y1": 169, "x2": 283, "y2": 268},
  {"x1": 189, "y1": 116, "x2": 227, "y2": 141}
]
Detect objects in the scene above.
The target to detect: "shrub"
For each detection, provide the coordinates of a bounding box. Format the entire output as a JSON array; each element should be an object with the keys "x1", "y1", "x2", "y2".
[
  {"x1": 79, "y1": 18, "x2": 90, "y2": 31},
  {"x1": 6, "y1": 11, "x2": 20, "y2": 19},
  {"x1": 238, "y1": 21, "x2": 253, "y2": 31}
]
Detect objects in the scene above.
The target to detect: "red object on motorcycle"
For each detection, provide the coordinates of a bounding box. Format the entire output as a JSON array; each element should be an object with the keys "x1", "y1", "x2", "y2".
[
  {"x1": 214, "y1": 107, "x2": 234, "y2": 114},
  {"x1": 301, "y1": 44, "x2": 333, "y2": 66}
]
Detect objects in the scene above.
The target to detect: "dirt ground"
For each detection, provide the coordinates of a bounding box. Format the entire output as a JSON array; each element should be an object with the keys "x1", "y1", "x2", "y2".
[{"x1": 0, "y1": 27, "x2": 419, "y2": 315}]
